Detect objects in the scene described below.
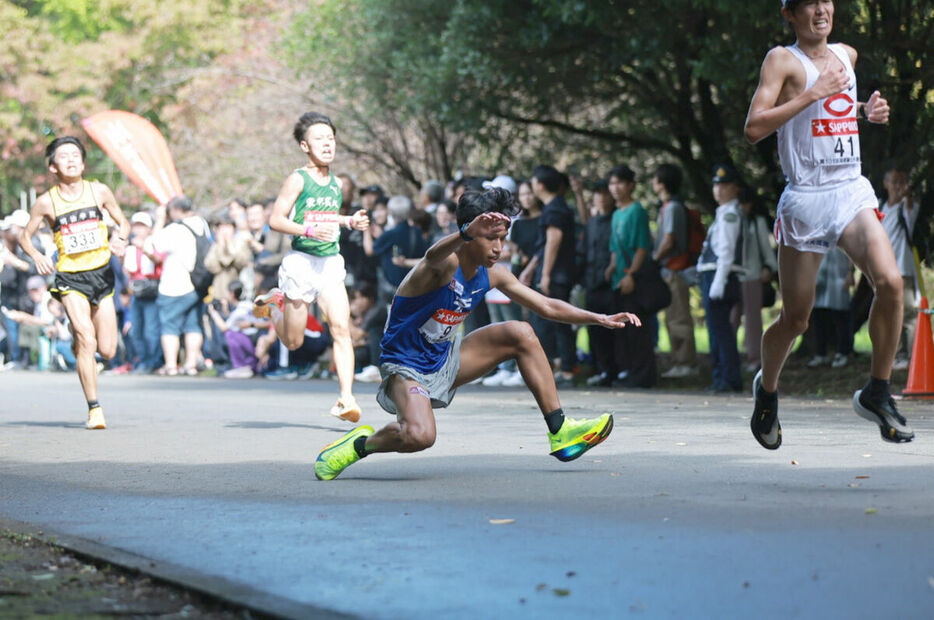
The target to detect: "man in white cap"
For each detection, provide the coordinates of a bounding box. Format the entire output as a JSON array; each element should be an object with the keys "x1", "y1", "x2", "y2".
[
  {"x1": 744, "y1": 0, "x2": 910, "y2": 448},
  {"x1": 19, "y1": 136, "x2": 130, "y2": 429}
]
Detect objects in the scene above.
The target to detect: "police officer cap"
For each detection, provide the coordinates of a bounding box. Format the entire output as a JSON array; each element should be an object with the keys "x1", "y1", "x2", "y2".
[
  {"x1": 359, "y1": 184, "x2": 384, "y2": 197},
  {"x1": 712, "y1": 164, "x2": 740, "y2": 185}
]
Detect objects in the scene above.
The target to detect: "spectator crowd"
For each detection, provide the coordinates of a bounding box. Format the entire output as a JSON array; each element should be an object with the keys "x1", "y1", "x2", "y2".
[{"x1": 0, "y1": 162, "x2": 921, "y2": 390}]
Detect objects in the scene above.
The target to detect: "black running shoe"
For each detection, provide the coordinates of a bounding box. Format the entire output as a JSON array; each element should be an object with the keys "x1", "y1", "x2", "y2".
[
  {"x1": 750, "y1": 370, "x2": 781, "y2": 450},
  {"x1": 853, "y1": 389, "x2": 914, "y2": 443}
]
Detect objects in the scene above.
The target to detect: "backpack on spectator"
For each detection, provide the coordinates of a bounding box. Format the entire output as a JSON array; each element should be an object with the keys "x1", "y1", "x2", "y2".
[
  {"x1": 180, "y1": 221, "x2": 213, "y2": 300},
  {"x1": 665, "y1": 203, "x2": 707, "y2": 272}
]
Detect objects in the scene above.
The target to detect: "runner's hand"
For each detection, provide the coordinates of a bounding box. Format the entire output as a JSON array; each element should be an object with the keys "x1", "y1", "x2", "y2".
[
  {"x1": 865, "y1": 90, "x2": 889, "y2": 124},
  {"x1": 600, "y1": 312, "x2": 642, "y2": 329},
  {"x1": 110, "y1": 236, "x2": 127, "y2": 258},
  {"x1": 310, "y1": 223, "x2": 340, "y2": 243},
  {"x1": 811, "y1": 60, "x2": 850, "y2": 100},
  {"x1": 34, "y1": 254, "x2": 55, "y2": 276},
  {"x1": 349, "y1": 209, "x2": 369, "y2": 231},
  {"x1": 464, "y1": 212, "x2": 510, "y2": 239}
]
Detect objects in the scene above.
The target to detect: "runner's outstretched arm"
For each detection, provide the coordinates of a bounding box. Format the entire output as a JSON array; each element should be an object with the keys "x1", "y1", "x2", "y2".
[{"x1": 491, "y1": 266, "x2": 640, "y2": 329}]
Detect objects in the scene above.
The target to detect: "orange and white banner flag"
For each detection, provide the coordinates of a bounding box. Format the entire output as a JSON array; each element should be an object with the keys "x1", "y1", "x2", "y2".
[{"x1": 82, "y1": 110, "x2": 183, "y2": 204}]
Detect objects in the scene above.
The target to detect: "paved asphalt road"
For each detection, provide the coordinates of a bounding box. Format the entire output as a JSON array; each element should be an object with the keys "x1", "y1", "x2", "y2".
[{"x1": 1, "y1": 371, "x2": 933, "y2": 619}]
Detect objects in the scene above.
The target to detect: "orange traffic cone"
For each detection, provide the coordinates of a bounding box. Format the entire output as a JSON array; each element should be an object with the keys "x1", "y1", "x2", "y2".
[{"x1": 903, "y1": 296, "x2": 934, "y2": 399}]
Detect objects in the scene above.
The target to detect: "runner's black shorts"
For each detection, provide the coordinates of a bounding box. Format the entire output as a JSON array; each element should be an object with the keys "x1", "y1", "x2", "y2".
[{"x1": 51, "y1": 263, "x2": 115, "y2": 306}]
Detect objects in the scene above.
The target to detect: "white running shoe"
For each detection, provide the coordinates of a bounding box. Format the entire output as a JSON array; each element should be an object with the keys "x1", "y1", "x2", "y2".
[
  {"x1": 831, "y1": 353, "x2": 849, "y2": 369},
  {"x1": 661, "y1": 365, "x2": 693, "y2": 379},
  {"x1": 354, "y1": 365, "x2": 382, "y2": 383},
  {"x1": 86, "y1": 407, "x2": 107, "y2": 430},
  {"x1": 501, "y1": 370, "x2": 525, "y2": 387},
  {"x1": 482, "y1": 368, "x2": 514, "y2": 386},
  {"x1": 224, "y1": 365, "x2": 254, "y2": 379},
  {"x1": 806, "y1": 355, "x2": 830, "y2": 368}
]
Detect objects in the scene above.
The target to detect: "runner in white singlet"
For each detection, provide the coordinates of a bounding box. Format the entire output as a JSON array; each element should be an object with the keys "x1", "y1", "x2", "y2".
[{"x1": 743, "y1": 0, "x2": 913, "y2": 449}]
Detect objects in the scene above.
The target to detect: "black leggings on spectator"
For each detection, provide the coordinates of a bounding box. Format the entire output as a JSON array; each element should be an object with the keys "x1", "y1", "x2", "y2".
[
  {"x1": 530, "y1": 282, "x2": 576, "y2": 373},
  {"x1": 586, "y1": 286, "x2": 617, "y2": 377},
  {"x1": 613, "y1": 290, "x2": 658, "y2": 388}
]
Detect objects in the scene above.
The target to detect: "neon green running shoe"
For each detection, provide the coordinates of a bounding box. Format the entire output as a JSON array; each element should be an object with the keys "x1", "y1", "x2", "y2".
[
  {"x1": 548, "y1": 414, "x2": 614, "y2": 462},
  {"x1": 314, "y1": 425, "x2": 374, "y2": 480}
]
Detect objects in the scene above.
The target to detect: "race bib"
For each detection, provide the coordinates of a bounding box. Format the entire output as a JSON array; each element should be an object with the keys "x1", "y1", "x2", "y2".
[
  {"x1": 812, "y1": 93, "x2": 861, "y2": 167},
  {"x1": 419, "y1": 308, "x2": 468, "y2": 344},
  {"x1": 61, "y1": 219, "x2": 104, "y2": 255},
  {"x1": 303, "y1": 211, "x2": 340, "y2": 236}
]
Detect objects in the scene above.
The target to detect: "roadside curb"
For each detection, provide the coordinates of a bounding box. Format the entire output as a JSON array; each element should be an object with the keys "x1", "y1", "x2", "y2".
[{"x1": 0, "y1": 516, "x2": 357, "y2": 620}]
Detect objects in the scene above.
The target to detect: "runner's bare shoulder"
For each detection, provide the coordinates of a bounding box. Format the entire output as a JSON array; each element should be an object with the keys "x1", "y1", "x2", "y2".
[{"x1": 837, "y1": 43, "x2": 857, "y2": 65}]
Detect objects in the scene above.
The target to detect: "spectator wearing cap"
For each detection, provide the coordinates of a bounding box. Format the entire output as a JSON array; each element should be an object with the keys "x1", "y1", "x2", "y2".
[
  {"x1": 479, "y1": 175, "x2": 524, "y2": 387},
  {"x1": 359, "y1": 185, "x2": 384, "y2": 213},
  {"x1": 520, "y1": 165, "x2": 578, "y2": 386},
  {"x1": 124, "y1": 211, "x2": 162, "y2": 372},
  {"x1": 2, "y1": 275, "x2": 53, "y2": 369},
  {"x1": 1, "y1": 210, "x2": 38, "y2": 368},
  {"x1": 147, "y1": 196, "x2": 210, "y2": 376},
  {"x1": 697, "y1": 164, "x2": 745, "y2": 393},
  {"x1": 652, "y1": 163, "x2": 698, "y2": 380}
]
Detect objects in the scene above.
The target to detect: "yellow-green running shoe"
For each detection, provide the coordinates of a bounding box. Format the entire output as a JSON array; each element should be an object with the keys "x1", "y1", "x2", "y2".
[
  {"x1": 548, "y1": 414, "x2": 614, "y2": 462},
  {"x1": 314, "y1": 425, "x2": 374, "y2": 480}
]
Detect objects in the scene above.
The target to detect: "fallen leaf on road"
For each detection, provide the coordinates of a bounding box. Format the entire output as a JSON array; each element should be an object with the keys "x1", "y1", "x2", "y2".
[
  {"x1": 855, "y1": 475, "x2": 870, "y2": 479},
  {"x1": 535, "y1": 583, "x2": 548, "y2": 592},
  {"x1": 676, "y1": 442, "x2": 687, "y2": 446},
  {"x1": 489, "y1": 519, "x2": 515, "y2": 525},
  {"x1": 791, "y1": 460, "x2": 798, "y2": 465},
  {"x1": 862, "y1": 454, "x2": 872, "y2": 458},
  {"x1": 865, "y1": 507, "x2": 877, "y2": 515},
  {"x1": 848, "y1": 483, "x2": 860, "y2": 488},
  {"x1": 553, "y1": 588, "x2": 570, "y2": 597}
]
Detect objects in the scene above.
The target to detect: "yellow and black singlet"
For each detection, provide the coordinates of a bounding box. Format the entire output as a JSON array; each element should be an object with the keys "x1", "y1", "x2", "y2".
[{"x1": 50, "y1": 181, "x2": 111, "y2": 273}]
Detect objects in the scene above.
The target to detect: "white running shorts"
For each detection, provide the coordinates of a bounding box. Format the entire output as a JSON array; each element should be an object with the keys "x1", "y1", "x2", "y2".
[
  {"x1": 774, "y1": 176, "x2": 877, "y2": 254},
  {"x1": 277, "y1": 251, "x2": 346, "y2": 304}
]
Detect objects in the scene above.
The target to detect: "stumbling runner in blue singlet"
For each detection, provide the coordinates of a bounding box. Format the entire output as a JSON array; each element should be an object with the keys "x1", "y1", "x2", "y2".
[{"x1": 380, "y1": 265, "x2": 490, "y2": 375}]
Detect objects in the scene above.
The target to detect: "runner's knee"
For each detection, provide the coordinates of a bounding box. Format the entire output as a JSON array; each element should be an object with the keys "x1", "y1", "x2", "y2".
[
  {"x1": 781, "y1": 308, "x2": 810, "y2": 336},
  {"x1": 72, "y1": 325, "x2": 97, "y2": 352},
  {"x1": 401, "y1": 424, "x2": 435, "y2": 452},
  {"x1": 874, "y1": 270, "x2": 903, "y2": 303},
  {"x1": 511, "y1": 321, "x2": 538, "y2": 350}
]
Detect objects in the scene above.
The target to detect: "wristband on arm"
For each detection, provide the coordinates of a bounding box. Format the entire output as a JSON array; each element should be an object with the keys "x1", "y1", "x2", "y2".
[
  {"x1": 304, "y1": 224, "x2": 316, "y2": 238},
  {"x1": 459, "y1": 223, "x2": 474, "y2": 242}
]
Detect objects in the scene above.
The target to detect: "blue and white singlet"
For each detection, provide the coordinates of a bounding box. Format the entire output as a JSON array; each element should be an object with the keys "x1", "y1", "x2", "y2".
[{"x1": 379, "y1": 265, "x2": 490, "y2": 374}]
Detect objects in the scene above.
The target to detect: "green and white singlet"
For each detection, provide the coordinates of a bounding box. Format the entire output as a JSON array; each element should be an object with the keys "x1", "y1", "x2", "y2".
[{"x1": 291, "y1": 169, "x2": 343, "y2": 256}]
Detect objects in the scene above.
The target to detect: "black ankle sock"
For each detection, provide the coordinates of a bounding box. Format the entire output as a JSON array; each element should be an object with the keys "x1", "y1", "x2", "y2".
[
  {"x1": 863, "y1": 377, "x2": 890, "y2": 401},
  {"x1": 756, "y1": 383, "x2": 777, "y2": 404},
  {"x1": 87, "y1": 400, "x2": 100, "y2": 411},
  {"x1": 353, "y1": 435, "x2": 369, "y2": 459},
  {"x1": 544, "y1": 409, "x2": 565, "y2": 434}
]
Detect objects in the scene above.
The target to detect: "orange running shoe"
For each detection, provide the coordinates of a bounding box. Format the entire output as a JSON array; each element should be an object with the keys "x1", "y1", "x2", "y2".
[
  {"x1": 253, "y1": 288, "x2": 284, "y2": 319},
  {"x1": 330, "y1": 396, "x2": 362, "y2": 423}
]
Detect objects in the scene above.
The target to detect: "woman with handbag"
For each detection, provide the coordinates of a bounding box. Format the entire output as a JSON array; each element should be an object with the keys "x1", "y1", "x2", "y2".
[
  {"x1": 124, "y1": 212, "x2": 162, "y2": 373},
  {"x1": 732, "y1": 188, "x2": 778, "y2": 373}
]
